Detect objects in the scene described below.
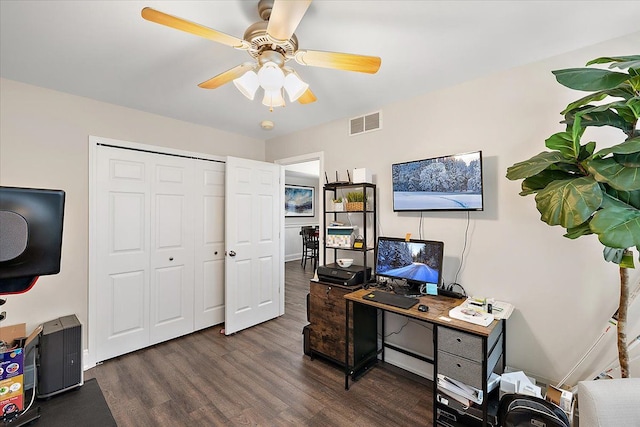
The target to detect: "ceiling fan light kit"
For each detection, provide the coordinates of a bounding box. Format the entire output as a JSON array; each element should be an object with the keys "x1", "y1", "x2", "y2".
[
  {"x1": 141, "y1": 0, "x2": 381, "y2": 111},
  {"x1": 233, "y1": 68, "x2": 260, "y2": 100}
]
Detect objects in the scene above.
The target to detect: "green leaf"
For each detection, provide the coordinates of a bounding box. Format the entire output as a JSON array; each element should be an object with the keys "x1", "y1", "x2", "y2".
[
  {"x1": 586, "y1": 56, "x2": 640, "y2": 68},
  {"x1": 561, "y1": 86, "x2": 637, "y2": 115},
  {"x1": 601, "y1": 189, "x2": 640, "y2": 210},
  {"x1": 506, "y1": 151, "x2": 573, "y2": 180},
  {"x1": 591, "y1": 205, "x2": 640, "y2": 248},
  {"x1": 563, "y1": 107, "x2": 633, "y2": 133},
  {"x1": 572, "y1": 114, "x2": 584, "y2": 152},
  {"x1": 520, "y1": 169, "x2": 576, "y2": 196},
  {"x1": 564, "y1": 220, "x2": 593, "y2": 239},
  {"x1": 628, "y1": 96, "x2": 640, "y2": 119},
  {"x1": 553, "y1": 68, "x2": 631, "y2": 91},
  {"x1": 545, "y1": 132, "x2": 579, "y2": 158},
  {"x1": 553, "y1": 162, "x2": 584, "y2": 175},
  {"x1": 614, "y1": 152, "x2": 640, "y2": 168},
  {"x1": 534, "y1": 177, "x2": 603, "y2": 228},
  {"x1": 593, "y1": 137, "x2": 640, "y2": 158},
  {"x1": 586, "y1": 156, "x2": 640, "y2": 191},
  {"x1": 578, "y1": 141, "x2": 596, "y2": 161}
]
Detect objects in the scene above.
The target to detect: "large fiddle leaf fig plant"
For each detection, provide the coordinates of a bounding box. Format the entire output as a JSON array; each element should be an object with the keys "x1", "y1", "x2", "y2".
[{"x1": 506, "y1": 55, "x2": 640, "y2": 378}]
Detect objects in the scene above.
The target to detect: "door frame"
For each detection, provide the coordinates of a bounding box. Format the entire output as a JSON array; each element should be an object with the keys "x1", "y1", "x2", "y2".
[
  {"x1": 87, "y1": 135, "x2": 226, "y2": 369},
  {"x1": 274, "y1": 152, "x2": 325, "y2": 266}
]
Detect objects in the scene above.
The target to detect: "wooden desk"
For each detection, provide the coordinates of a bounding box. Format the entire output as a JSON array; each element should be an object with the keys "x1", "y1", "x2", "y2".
[{"x1": 344, "y1": 288, "x2": 506, "y2": 427}]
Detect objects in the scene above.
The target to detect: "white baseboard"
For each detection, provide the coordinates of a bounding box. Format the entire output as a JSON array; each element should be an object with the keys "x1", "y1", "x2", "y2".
[
  {"x1": 83, "y1": 349, "x2": 96, "y2": 371},
  {"x1": 285, "y1": 253, "x2": 302, "y2": 262},
  {"x1": 381, "y1": 346, "x2": 434, "y2": 381}
]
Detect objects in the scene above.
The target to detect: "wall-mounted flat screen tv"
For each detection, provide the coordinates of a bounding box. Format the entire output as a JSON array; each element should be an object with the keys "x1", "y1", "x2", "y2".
[{"x1": 392, "y1": 150, "x2": 483, "y2": 211}]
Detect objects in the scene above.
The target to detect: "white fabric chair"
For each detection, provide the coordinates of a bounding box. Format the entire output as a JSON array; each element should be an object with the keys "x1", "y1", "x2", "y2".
[{"x1": 577, "y1": 378, "x2": 640, "y2": 426}]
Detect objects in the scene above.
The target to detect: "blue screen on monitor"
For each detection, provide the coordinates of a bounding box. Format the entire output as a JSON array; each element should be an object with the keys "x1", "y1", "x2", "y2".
[{"x1": 375, "y1": 237, "x2": 444, "y2": 286}]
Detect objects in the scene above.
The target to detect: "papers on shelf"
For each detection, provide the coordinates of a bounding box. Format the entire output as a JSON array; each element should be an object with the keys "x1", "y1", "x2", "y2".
[
  {"x1": 500, "y1": 371, "x2": 542, "y2": 398},
  {"x1": 448, "y1": 298, "x2": 515, "y2": 326},
  {"x1": 437, "y1": 373, "x2": 500, "y2": 405},
  {"x1": 437, "y1": 386, "x2": 470, "y2": 409},
  {"x1": 491, "y1": 300, "x2": 515, "y2": 320}
]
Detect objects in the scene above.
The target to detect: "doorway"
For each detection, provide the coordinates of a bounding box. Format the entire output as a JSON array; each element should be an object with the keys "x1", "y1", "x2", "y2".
[{"x1": 275, "y1": 152, "x2": 324, "y2": 267}]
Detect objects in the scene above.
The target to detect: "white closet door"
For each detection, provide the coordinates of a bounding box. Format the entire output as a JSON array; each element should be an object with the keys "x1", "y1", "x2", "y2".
[
  {"x1": 149, "y1": 155, "x2": 195, "y2": 344},
  {"x1": 194, "y1": 160, "x2": 226, "y2": 330},
  {"x1": 224, "y1": 156, "x2": 282, "y2": 335},
  {"x1": 96, "y1": 146, "x2": 152, "y2": 361}
]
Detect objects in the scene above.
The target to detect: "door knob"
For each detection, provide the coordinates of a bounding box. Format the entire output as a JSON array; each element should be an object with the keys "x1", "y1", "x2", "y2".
[{"x1": 229, "y1": 250, "x2": 236, "y2": 257}]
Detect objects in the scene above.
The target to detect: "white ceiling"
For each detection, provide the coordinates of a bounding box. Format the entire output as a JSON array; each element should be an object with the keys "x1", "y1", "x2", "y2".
[{"x1": 2, "y1": 1, "x2": 640, "y2": 141}]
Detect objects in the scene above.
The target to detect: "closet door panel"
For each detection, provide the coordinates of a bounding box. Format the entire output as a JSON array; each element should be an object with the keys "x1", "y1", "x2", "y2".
[
  {"x1": 96, "y1": 147, "x2": 151, "y2": 362},
  {"x1": 149, "y1": 157, "x2": 195, "y2": 344},
  {"x1": 94, "y1": 142, "x2": 225, "y2": 361},
  {"x1": 194, "y1": 160, "x2": 226, "y2": 330}
]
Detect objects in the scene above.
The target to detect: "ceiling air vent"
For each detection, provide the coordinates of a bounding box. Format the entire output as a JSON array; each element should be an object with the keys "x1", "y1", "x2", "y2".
[{"x1": 349, "y1": 111, "x2": 381, "y2": 136}]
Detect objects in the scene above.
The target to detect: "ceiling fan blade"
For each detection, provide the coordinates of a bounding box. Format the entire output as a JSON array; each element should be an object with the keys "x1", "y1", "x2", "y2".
[
  {"x1": 297, "y1": 88, "x2": 317, "y2": 104},
  {"x1": 141, "y1": 7, "x2": 248, "y2": 49},
  {"x1": 295, "y1": 50, "x2": 381, "y2": 74},
  {"x1": 198, "y1": 63, "x2": 255, "y2": 89},
  {"x1": 266, "y1": 0, "x2": 312, "y2": 42}
]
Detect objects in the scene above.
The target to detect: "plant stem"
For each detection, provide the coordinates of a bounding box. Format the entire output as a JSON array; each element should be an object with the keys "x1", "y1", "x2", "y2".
[{"x1": 618, "y1": 264, "x2": 630, "y2": 378}]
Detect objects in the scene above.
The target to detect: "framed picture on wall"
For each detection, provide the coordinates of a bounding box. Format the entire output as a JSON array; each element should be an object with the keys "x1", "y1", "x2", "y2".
[{"x1": 284, "y1": 185, "x2": 314, "y2": 217}]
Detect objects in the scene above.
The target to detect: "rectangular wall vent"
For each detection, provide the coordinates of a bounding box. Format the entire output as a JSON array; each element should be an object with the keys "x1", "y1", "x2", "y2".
[{"x1": 349, "y1": 111, "x2": 382, "y2": 136}]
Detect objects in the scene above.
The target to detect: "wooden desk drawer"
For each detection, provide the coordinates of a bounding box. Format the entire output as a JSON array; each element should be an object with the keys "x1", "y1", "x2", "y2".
[
  {"x1": 438, "y1": 327, "x2": 483, "y2": 362},
  {"x1": 437, "y1": 350, "x2": 483, "y2": 390}
]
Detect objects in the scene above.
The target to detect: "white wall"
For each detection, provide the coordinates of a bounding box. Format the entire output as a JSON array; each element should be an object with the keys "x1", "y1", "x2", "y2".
[
  {"x1": 266, "y1": 32, "x2": 640, "y2": 384},
  {"x1": 0, "y1": 78, "x2": 265, "y2": 352}
]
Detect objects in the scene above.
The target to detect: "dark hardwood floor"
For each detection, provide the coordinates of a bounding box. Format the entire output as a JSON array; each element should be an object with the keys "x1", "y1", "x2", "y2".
[{"x1": 85, "y1": 261, "x2": 434, "y2": 426}]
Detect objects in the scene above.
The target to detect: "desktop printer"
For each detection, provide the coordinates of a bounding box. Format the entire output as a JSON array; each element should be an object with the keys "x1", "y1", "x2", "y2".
[{"x1": 317, "y1": 263, "x2": 371, "y2": 286}]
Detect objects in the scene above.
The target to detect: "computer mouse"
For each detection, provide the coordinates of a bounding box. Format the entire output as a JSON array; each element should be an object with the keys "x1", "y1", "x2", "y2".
[{"x1": 418, "y1": 304, "x2": 428, "y2": 312}]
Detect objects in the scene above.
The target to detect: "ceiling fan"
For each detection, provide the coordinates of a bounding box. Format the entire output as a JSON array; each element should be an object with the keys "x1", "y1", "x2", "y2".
[{"x1": 141, "y1": 0, "x2": 381, "y2": 110}]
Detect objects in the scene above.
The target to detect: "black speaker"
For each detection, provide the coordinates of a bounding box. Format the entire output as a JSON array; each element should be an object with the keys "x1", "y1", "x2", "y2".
[{"x1": 37, "y1": 315, "x2": 82, "y2": 398}]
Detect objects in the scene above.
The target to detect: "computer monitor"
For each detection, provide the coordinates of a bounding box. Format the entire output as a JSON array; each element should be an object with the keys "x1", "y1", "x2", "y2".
[{"x1": 375, "y1": 237, "x2": 444, "y2": 293}]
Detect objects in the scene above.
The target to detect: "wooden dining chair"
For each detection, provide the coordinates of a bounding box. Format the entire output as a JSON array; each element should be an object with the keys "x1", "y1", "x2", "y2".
[{"x1": 300, "y1": 226, "x2": 319, "y2": 270}]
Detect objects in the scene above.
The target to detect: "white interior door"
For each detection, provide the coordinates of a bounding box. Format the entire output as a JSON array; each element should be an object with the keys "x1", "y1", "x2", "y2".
[
  {"x1": 95, "y1": 146, "x2": 151, "y2": 361},
  {"x1": 149, "y1": 155, "x2": 195, "y2": 344},
  {"x1": 225, "y1": 156, "x2": 282, "y2": 335},
  {"x1": 194, "y1": 160, "x2": 226, "y2": 330}
]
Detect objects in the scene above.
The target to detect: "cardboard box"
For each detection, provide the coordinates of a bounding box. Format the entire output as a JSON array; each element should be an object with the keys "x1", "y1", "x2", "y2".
[
  {"x1": 0, "y1": 324, "x2": 26, "y2": 413},
  {"x1": 0, "y1": 376, "x2": 23, "y2": 416},
  {"x1": 546, "y1": 384, "x2": 574, "y2": 415}
]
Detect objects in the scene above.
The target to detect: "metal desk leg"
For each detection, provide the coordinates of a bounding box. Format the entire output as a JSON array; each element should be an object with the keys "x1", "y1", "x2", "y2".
[{"x1": 381, "y1": 309, "x2": 385, "y2": 363}]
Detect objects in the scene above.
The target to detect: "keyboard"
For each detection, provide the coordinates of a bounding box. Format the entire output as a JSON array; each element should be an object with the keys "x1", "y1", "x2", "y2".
[{"x1": 362, "y1": 291, "x2": 419, "y2": 309}]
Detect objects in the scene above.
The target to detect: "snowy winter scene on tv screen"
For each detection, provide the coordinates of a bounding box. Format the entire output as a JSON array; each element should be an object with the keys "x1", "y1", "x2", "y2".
[{"x1": 392, "y1": 151, "x2": 483, "y2": 211}]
